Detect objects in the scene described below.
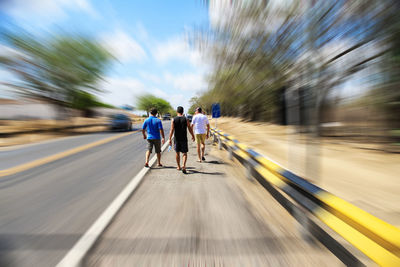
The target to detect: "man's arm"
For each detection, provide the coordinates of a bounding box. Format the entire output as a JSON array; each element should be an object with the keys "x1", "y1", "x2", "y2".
[
  {"x1": 205, "y1": 116, "x2": 210, "y2": 139},
  {"x1": 160, "y1": 129, "x2": 165, "y2": 144},
  {"x1": 168, "y1": 120, "x2": 174, "y2": 145},
  {"x1": 187, "y1": 119, "x2": 195, "y2": 141},
  {"x1": 191, "y1": 116, "x2": 196, "y2": 130},
  {"x1": 159, "y1": 120, "x2": 165, "y2": 144},
  {"x1": 142, "y1": 121, "x2": 147, "y2": 139}
]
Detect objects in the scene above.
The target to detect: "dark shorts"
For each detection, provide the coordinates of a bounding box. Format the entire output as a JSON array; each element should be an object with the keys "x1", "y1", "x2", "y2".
[
  {"x1": 174, "y1": 140, "x2": 188, "y2": 153},
  {"x1": 147, "y1": 139, "x2": 161, "y2": 153}
]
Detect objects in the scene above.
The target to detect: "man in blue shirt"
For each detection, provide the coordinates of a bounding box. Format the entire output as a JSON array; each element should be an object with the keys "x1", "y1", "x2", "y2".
[{"x1": 142, "y1": 108, "x2": 165, "y2": 167}]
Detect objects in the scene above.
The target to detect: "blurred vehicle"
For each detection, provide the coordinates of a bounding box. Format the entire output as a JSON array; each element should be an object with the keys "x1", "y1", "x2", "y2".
[
  {"x1": 109, "y1": 114, "x2": 132, "y2": 131},
  {"x1": 162, "y1": 113, "x2": 171, "y2": 120},
  {"x1": 187, "y1": 114, "x2": 193, "y2": 122}
]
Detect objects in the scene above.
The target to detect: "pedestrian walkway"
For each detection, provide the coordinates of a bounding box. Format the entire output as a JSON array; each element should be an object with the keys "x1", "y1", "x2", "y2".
[{"x1": 85, "y1": 139, "x2": 340, "y2": 266}]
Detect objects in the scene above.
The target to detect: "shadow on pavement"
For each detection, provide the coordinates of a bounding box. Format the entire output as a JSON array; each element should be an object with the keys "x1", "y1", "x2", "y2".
[
  {"x1": 186, "y1": 170, "x2": 225, "y2": 176},
  {"x1": 206, "y1": 160, "x2": 223, "y2": 164}
]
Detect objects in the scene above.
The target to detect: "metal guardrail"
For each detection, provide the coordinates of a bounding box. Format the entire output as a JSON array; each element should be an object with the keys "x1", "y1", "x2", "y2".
[{"x1": 211, "y1": 128, "x2": 400, "y2": 267}]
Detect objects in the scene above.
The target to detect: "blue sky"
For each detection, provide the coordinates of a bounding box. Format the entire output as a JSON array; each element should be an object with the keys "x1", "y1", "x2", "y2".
[{"x1": 0, "y1": 0, "x2": 211, "y2": 113}]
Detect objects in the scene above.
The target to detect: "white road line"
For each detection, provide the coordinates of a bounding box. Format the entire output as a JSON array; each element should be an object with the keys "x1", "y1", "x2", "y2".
[{"x1": 56, "y1": 140, "x2": 170, "y2": 267}]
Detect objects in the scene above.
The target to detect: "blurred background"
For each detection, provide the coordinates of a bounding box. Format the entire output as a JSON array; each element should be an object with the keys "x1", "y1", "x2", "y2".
[
  {"x1": 1, "y1": 0, "x2": 400, "y2": 148},
  {"x1": 1, "y1": 0, "x2": 400, "y2": 266}
]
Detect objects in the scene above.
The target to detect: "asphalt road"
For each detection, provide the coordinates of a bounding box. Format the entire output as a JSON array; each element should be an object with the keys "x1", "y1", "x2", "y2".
[
  {"x1": 86, "y1": 140, "x2": 340, "y2": 266},
  {"x1": 0, "y1": 121, "x2": 171, "y2": 267},
  {"x1": 0, "y1": 123, "x2": 145, "y2": 170}
]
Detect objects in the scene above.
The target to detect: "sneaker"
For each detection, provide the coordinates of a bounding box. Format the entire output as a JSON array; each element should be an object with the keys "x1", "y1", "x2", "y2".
[
  {"x1": 182, "y1": 168, "x2": 187, "y2": 174},
  {"x1": 202, "y1": 156, "x2": 206, "y2": 161}
]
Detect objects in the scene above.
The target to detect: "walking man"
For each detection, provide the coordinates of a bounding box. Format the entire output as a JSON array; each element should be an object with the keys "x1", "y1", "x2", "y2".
[
  {"x1": 191, "y1": 107, "x2": 210, "y2": 162},
  {"x1": 142, "y1": 108, "x2": 165, "y2": 167},
  {"x1": 168, "y1": 106, "x2": 195, "y2": 174}
]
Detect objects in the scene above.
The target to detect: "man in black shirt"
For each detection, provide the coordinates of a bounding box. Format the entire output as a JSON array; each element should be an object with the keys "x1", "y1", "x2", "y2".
[{"x1": 168, "y1": 106, "x2": 195, "y2": 174}]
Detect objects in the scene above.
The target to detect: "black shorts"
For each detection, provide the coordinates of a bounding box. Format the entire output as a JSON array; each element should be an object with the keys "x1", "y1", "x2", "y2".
[
  {"x1": 147, "y1": 139, "x2": 161, "y2": 153},
  {"x1": 174, "y1": 140, "x2": 188, "y2": 153}
]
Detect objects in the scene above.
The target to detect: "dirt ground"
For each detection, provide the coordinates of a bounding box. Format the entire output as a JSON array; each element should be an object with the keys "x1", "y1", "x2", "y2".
[
  {"x1": 212, "y1": 117, "x2": 400, "y2": 226},
  {"x1": 0, "y1": 116, "x2": 145, "y2": 147}
]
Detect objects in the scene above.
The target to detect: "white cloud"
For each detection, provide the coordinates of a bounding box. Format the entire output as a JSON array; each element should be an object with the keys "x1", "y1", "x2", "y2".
[
  {"x1": 139, "y1": 71, "x2": 162, "y2": 84},
  {"x1": 167, "y1": 93, "x2": 189, "y2": 112},
  {"x1": 153, "y1": 89, "x2": 168, "y2": 98},
  {"x1": 152, "y1": 36, "x2": 203, "y2": 67},
  {"x1": 0, "y1": 0, "x2": 99, "y2": 23},
  {"x1": 97, "y1": 77, "x2": 147, "y2": 107},
  {"x1": 101, "y1": 30, "x2": 147, "y2": 63},
  {"x1": 97, "y1": 77, "x2": 177, "y2": 108},
  {"x1": 164, "y1": 72, "x2": 207, "y2": 92},
  {"x1": 72, "y1": 0, "x2": 98, "y2": 18}
]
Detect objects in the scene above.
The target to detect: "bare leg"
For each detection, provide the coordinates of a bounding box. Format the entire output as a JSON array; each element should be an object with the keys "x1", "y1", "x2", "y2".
[
  {"x1": 156, "y1": 152, "x2": 162, "y2": 166},
  {"x1": 201, "y1": 142, "x2": 205, "y2": 158},
  {"x1": 145, "y1": 151, "x2": 151, "y2": 165},
  {"x1": 182, "y1": 153, "x2": 187, "y2": 169},
  {"x1": 175, "y1": 152, "x2": 181, "y2": 170},
  {"x1": 197, "y1": 143, "x2": 201, "y2": 162}
]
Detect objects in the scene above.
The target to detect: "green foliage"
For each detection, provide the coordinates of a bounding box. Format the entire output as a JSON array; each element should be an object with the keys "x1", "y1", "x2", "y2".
[
  {"x1": 70, "y1": 90, "x2": 115, "y2": 111},
  {"x1": 0, "y1": 30, "x2": 113, "y2": 116},
  {"x1": 70, "y1": 90, "x2": 97, "y2": 110},
  {"x1": 167, "y1": 108, "x2": 176, "y2": 116},
  {"x1": 95, "y1": 101, "x2": 115, "y2": 109},
  {"x1": 136, "y1": 94, "x2": 173, "y2": 116},
  {"x1": 188, "y1": 97, "x2": 201, "y2": 114}
]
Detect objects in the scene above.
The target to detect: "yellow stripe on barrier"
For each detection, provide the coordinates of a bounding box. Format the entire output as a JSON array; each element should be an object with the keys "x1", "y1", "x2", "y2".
[
  {"x1": 236, "y1": 143, "x2": 249, "y2": 151},
  {"x1": 315, "y1": 208, "x2": 400, "y2": 267},
  {"x1": 235, "y1": 149, "x2": 250, "y2": 161},
  {"x1": 255, "y1": 165, "x2": 286, "y2": 188},
  {"x1": 226, "y1": 140, "x2": 235, "y2": 148},
  {"x1": 317, "y1": 192, "x2": 400, "y2": 255},
  {"x1": 226, "y1": 135, "x2": 235, "y2": 141},
  {"x1": 255, "y1": 156, "x2": 283, "y2": 173},
  {"x1": 256, "y1": 161, "x2": 400, "y2": 266}
]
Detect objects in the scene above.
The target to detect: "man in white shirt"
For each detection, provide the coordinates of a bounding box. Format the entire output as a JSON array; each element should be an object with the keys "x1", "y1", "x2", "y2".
[{"x1": 191, "y1": 107, "x2": 210, "y2": 162}]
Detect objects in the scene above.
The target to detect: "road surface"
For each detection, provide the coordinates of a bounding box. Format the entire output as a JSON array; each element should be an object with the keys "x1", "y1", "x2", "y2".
[
  {"x1": 0, "y1": 121, "x2": 171, "y2": 267},
  {"x1": 85, "y1": 140, "x2": 341, "y2": 266}
]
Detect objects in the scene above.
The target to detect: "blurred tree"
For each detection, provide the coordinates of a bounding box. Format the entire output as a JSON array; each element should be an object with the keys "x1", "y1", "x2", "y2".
[
  {"x1": 196, "y1": 0, "x2": 399, "y2": 128},
  {"x1": 0, "y1": 31, "x2": 113, "y2": 118},
  {"x1": 188, "y1": 96, "x2": 202, "y2": 114},
  {"x1": 69, "y1": 90, "x2": 115, "y2": 117},
  {"x1": 136, "y1": 94, "x2": 172, "y2": 117}
]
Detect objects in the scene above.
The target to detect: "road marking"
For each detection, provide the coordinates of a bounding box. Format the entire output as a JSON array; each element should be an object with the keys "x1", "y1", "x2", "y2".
[
  {"x1": 0, "y1": 131, "x2": 137, "y2": 177},
  {"x1": 56, "y1": 140, "x2": 170, "y2": 267},
  {"x1": 0, "y1": 134, "x2": 85, "y2": 152}
]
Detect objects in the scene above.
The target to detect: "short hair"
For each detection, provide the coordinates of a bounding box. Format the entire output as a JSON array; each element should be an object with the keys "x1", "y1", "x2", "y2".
[
  {"x1": 196, "y1": 107, "x2": 202, "y2": 113},
  {"x1": 177, "y1": 106, "x2": 184, "y2": 114},
  {"x1": 150, "y1": 108, "x2": 157, "y2": 115}
]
